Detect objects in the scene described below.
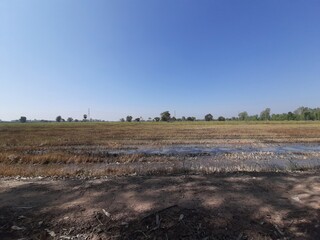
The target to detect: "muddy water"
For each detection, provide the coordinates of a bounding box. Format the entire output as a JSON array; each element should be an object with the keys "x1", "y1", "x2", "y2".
[
  {"x1": 106, "y1": 144, "x2": 320, "y2": 155},
  {"x1": 68, "y1": 144, "x2": 320, "y2": 175},
  {"x1": 94, "y1": 156, "x2": 320, "y2": 174}
]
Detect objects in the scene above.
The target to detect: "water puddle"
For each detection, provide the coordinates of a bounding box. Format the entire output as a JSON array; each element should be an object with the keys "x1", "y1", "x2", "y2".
[
  {"x1": 106, "y1": 144, "x2": 320, "y2": 156},
  {"x1": 41, "y1": 144, "x2": 320, "y2": 175}
]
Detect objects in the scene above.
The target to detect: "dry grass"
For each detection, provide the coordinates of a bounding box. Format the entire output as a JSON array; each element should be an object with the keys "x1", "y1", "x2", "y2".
[
  {"x1": 1, "y1": 121, "x2": 320, "y2": 177},
  {"x1": 1, "y1": 121, "x2": 320, "y2": 148}
]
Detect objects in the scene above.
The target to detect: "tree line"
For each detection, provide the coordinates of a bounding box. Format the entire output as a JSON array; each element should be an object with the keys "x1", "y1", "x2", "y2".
[
  {"x1": 15, "y1": 106, "x2": 320, "y2": 123},
  {"x1": 122, "y1": 107, "x2": 320, "y2": 122},
  {"x1": 237, "y1": 107, "x2": 320, "y2": 121}
]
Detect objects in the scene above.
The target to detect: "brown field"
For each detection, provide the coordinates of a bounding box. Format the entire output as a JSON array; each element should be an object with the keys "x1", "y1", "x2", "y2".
[
  {"x1": 1, "y1": 121, "x2": 320, "y2": 176},
  {"x1": 2, "y1": 121, "x2": 320, "y2": 147},
  {"x1": 1, "y1": 122, "x2": 320, "y2": 239}
]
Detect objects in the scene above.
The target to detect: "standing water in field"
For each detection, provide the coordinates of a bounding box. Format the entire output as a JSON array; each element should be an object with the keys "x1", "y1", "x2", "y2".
[
  {"x1": 20, "y1": 144, "x2": 320, "y2": 175},
  {"x1": 76, "y1": 144, "x2": 320, "y2": 175},
  {"x1": 105, "y1": 144, "x2": 320, "y2": 156}
]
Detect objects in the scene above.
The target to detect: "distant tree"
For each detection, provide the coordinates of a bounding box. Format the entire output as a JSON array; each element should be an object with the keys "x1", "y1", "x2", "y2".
[
  {"x1": 293, "y1": 106, "x2": 316, "y2": 121},
  {"x1": 303, "y1": 111, "x2": 315, "y2": 121},
  {"x1": 315, "y1": 109, "x2": 320, "y2": 121},
  {"x1": 120, "y1": 118, "x2": 125, "y2": 122},
  {"x1": 204, "y1": 113, "x2": 213, "y2": 121},
  {"x1": 287, "y1": 112, "x2": 295, "y2": 120},
  {"x1": 74, "y1": 119, "x2": 79, "y2": 122},
  {"x1": 56, "y1": 116, "x2": 62, "y2": 122},
  {"x1": 294, "y1": 106, "x2": 306, "y2": 115},
  {"x1": 160, "y1": 111, "x2": 171, "y2": 121},
  {"x1": 154, "y1": 117, "x2": 160, "y2": 122},
  {"x1": 248, "y1": 114, "x2": 259, "y2": 121},
  {"x1": 171, "y1": 116, "x2": 177, "y2": 122},
  {"x1": 271, "y1": 114, "x2": 286, "y2": 121},
  {"x1": 67, "y1": 117, "x2": 73, "y2": 122},
  {"x1": 238, "y1": 111, "x2": 249, "y2": 121},
  {"x1": 134, "y1": 118, "x2": 140, "y2": 122},
  {"x1": 20, "y1": 116, "x2": 27, "y2": 123},
  {"x1": 260, "y1": 108, "x2": 271, "y2": 121},
  {"x1": 83, "y1": 114, "x2": 88, "y2": 121},
  {"x1": 187, "y1": 117, "x2": 196, "y2": 121},
  {"x1": 218, "y1": 116, "x2": 225, "y2": 121},
  {"x1": 126, "y1": 116, "x2": 133, "y2": 122},
  {"x1": 62, "y1": 118, "x2": 65, "y2": 122},
  {"x1": 181, "y1": 116, "x2": 186, "y2": 121}
]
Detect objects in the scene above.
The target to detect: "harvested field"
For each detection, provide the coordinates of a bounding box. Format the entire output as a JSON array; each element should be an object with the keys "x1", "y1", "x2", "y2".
[
  {"x1": 1, "y1": 122, "x2": 320, "y2": 176},
  {"x1": 1, "y1": 122, "x2": 320, "y2": 239},
  {"x1": 2, "y1": 144, "x2": 320, "y2": 177}
]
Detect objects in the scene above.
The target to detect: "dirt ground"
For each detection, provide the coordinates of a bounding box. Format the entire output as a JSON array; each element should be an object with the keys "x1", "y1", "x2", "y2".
[{"x1": 0, "y1": 171, "x2": 319, "y2": 240}]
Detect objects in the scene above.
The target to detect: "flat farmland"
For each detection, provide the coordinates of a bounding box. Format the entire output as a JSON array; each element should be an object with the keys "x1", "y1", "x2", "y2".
[
  {"x1": 1, "y1": 122, "x2": 320, "y2": 176},
  {"x1": 1, "y1": 122, "x2": 320, "y2": 239},
  {"x1": 1, "y1": 121, "x2": 320, "y2": 147}
]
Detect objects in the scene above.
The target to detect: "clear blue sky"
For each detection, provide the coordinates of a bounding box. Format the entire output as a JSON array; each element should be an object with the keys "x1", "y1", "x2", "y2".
[{"x1": 1, "y1": 0, "x2": 320, "y2": 121}]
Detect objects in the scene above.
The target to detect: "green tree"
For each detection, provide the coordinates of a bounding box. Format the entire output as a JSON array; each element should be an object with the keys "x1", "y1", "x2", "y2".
[
  {"x1": 287, "y1": 112, "x2": 296, "y2": 121},
  {"x1": 260, "y1": 108, "x2": 271, "y2": 120},
  {"x1": 187, "y1": 117, "x2": 196, "y2": 121},
  {"x1": 248, "y1": 115, "x2": 259, "y2": 121},
  {"x1": 160, "y1": 111, "x2": 171, "y2": 121},
  {"x1": 204, "y1": 113, "x2": 213, "y2": 121},
  {"x1": 126, "y1": 116, "x2": 133, "y2": 122},
  {"x1": 154, "y1": 117, "x2": 160, "y2": 122},
  {"x1": 56, "y1": 116, "x2": 62, "y2": 122},
  {"x1": 20, "y1": 116, "x2": 27, "y2": 123},
  {"x1": 67, "y1": 117, "x2": 73, "y2": 122},
  {"x1": 218, "y1": 116, "x2": 225, "y2": 121},
  {"x1": 238, "y1": 111, "x2": 248, "y2": 121},
  {"x1": 303, "y1": 111, "x2": 315, "y2": 121}
]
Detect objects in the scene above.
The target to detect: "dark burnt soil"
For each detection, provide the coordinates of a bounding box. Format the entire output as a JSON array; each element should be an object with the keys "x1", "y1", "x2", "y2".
[{"x1": 0, "y1": 171, "x2": 320, "y2": 240}]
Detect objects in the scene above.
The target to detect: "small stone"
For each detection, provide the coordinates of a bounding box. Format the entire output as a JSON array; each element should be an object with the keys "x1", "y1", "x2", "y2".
[
  {"x1": 291, "y1": 196, "x2": 301, "y2": 202},
  {"x1": 11, "y1": 225, "x2": 25, "y2": 231},
  {"x1": 45, "y1": 229, "x2": 56, "y2": 237}
]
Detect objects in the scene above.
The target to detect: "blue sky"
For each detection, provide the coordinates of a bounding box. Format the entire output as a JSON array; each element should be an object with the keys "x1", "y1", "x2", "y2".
[{"x1": 1, "y1": 0, "x2": 320, "y2": 121}]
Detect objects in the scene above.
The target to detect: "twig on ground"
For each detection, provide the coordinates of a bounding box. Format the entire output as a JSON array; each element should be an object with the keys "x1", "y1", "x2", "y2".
[
  {"x1": 134, "y1": 230, "x2": 149, "y2": 238},
  {"x1": 274, "y1": 225, "x2": 285, "y2": 236},
  {"x1": 95, "y1": 215, "x2": 103, "y2": 226}
]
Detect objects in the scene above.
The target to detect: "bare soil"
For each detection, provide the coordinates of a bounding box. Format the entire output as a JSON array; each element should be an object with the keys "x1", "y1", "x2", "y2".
[{"x1": 1, "y1": 171, "x2": 319, "y2": 240}]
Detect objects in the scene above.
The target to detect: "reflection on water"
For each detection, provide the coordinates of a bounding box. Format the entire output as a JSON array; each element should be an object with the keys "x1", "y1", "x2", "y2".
[
  {"x1": 106, "y1": 144, "x2": 320, "y2": 155},
  {"x1": 66, "y1": 144, "x2": 320, "y2": 175}
]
